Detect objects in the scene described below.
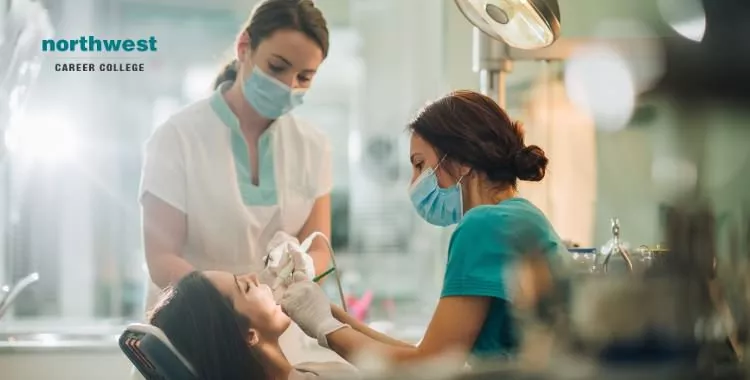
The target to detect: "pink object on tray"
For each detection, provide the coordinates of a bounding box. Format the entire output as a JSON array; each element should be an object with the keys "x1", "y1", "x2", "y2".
[{"x1": 346, "y1": 291, "x2": 374, "y2": 322}]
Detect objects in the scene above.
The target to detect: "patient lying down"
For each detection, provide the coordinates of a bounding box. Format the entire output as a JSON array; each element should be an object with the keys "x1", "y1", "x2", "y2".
[{"x1": 149, "y1": 271, "x2": 355, "y2": 380}]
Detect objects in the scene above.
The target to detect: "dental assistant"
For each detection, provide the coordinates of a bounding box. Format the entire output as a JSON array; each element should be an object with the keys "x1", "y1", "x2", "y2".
[
  {"x1": 138, "y1": 0, "x2": 334, "y2": 364},
  {"x1": 281, "y1": 90, "x2": 569, "y2": 364}
]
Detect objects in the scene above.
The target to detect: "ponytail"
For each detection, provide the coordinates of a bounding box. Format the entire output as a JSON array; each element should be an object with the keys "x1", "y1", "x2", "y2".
[{"x1": 212, "y1": 59, "x2": 238, "y2": 90}]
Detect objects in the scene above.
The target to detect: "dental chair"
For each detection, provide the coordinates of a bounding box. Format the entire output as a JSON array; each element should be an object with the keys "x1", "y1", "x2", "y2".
[{"x1": 119, "y1": 324, "x2": 199, "y2": 380}]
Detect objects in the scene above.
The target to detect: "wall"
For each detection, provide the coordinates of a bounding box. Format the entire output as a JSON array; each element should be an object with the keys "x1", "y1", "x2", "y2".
[{"x1": 0, "y1": 351, "x2": 133, "y2": 380}]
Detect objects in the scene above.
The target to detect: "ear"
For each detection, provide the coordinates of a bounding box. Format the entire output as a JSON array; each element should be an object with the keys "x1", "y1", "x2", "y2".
[
  {"x1": 458, "y1": 164, "x2": 472, "y2": 178},
  {"x1": 245, "y1": 328, "x2": 260, "y2": 347},
  {"x1": 235, "y1": 31, "x2": 252, "y2": 62},
  {"x1": 446, "y1": 161, "x2": 471, "y2": 180}
]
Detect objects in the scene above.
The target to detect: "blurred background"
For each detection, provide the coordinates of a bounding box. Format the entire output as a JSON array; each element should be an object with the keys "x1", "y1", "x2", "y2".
[{"x1": 1, "y1": 0, "x2": 750, "y2": 378}]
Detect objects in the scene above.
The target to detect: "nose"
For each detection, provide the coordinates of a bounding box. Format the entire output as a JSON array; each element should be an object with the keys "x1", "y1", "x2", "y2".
[
  {"x1": 277, "y1": 72, "x2": 296, "y2": 88},
  {"x1": 410, "y1": 170, "x2": 421, "y2": 186}
]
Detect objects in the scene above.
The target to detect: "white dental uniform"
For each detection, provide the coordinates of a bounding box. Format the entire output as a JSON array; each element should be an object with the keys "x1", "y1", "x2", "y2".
[{"x1": 137, "y1": 81, "x2": 342, "y2": 366}]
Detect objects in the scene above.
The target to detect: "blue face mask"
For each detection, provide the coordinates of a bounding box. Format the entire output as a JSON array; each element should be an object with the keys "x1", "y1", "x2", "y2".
[
  {"x1": 409, "y1": 159, "x2": 464, "y2": 227},
  {"x1": 242, "y1": 65, "x2": 306, "y2": 119}
]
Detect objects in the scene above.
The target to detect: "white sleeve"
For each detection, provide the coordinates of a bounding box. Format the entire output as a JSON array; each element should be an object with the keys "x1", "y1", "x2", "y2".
[
  {"x1": 315, "y1": 137, "x2": 333, "y2": 198},
  {"x1": 138, "y1": 122, "x2": 187, "y2": 212}
]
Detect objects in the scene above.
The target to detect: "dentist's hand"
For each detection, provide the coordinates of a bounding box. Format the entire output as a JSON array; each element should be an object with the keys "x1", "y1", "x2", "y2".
[
  {"x1": 258, "y1": 248, "x2": 311, "y2": 301},
  {"x1": 281, "y1": 274, "x2": 349, "y2": 348},
  {"x1": 262, "y1": 231, "x2": 316, "y2": 282}
]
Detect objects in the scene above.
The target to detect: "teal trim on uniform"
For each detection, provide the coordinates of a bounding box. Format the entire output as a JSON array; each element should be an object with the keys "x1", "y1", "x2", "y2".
[{"x1": 210, "y1": 82, "x2": 277, "y2": 206}]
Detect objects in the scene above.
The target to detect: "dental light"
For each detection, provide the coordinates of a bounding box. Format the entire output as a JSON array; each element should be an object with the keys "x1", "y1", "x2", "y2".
[
  {"x1": 454, "y1": 0, "x2": 562, "y2": 109},
  {"x1": 454, "y1": 0, "x2": 561, "y2": 50}
]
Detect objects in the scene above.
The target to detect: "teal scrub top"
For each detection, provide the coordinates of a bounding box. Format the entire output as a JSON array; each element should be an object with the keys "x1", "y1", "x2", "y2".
[
  {"x1": 440, "y1": 197, "x2": 566, "y2": 358},
  {"x1": 210, "y1": 81, "x2": 278, "y2": 206}
]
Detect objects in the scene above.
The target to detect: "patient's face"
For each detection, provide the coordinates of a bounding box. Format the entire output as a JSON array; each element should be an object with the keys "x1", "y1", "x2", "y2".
[{"x1": 204, "y1": 271, "x2": 291, "y2": 340}]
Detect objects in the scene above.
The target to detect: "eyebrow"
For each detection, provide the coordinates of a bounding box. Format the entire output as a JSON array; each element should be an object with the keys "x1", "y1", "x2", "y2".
[
  {"x1": 271, "y1": 54, "x2": 292, "y2": 66},
  {"x1": 271, "y1": 54, "x2": 317, "y2": 74}
]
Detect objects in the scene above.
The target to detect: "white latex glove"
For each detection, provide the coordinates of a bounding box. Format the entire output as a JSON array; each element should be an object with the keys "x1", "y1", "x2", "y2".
[
  {"x1": 264, "y1": 231, "x2": 300, "y2": 266},
  {"x1": 258, "y1": 248, "x2": 310, "y2": 301},
  {"x1": 264, "y1": 231, "x2": 316, "y2": 280},
  {"x1": 281, "y1": 273, "x2": 349, "y2": 349}
]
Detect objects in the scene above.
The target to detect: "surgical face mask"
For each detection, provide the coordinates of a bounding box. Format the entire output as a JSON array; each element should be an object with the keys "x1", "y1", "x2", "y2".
[
  {"x1": 409, "y1": 159, "x2": 464, "y2": 227},
  {"x1": 242, "y1": 65, "x2": 306, "y2": 119}
]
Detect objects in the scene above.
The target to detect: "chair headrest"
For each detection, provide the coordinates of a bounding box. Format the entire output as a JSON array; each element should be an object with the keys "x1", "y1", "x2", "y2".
[{"x1": 119, "y1": 323, "x2": 199, "y2": 380}]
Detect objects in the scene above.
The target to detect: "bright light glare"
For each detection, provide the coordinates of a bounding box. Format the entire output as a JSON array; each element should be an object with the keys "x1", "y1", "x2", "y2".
[
  {"x1": 591, "y1": 20, "x2": 666, "y2": 94},
  {"x1": 670, "y1": 18, "x2": 706, "y2": 42},
  {"x1": 4, "y1": 115, "x2": 80, "y2": 162},
  {"x1": 658, "y1": 0, "x2": 706, "y2": 42},
  {"x1": 564, "y1": 46, "x2": 636, "y2": 132},
  {"x1": 348, "y1": 129, "x2": 362, "y2": 164},
  {"x1": 182, "y1": 66, "x2": 216, "y2": 102},
  {"x1": 651, "y1": 156, "x2": 698, "y2": 195}
]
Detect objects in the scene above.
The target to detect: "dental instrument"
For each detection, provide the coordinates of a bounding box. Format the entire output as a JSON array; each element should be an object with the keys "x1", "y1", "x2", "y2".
[
  {"x1": 271, "y1": 231, "x2": 348, "y2": 312},
  {"x1": 313, "y1": 267, "x2": 336, "y2": 283},
  {"x1": 600, "y1": 218, "x2": 634, "y2": 273}
]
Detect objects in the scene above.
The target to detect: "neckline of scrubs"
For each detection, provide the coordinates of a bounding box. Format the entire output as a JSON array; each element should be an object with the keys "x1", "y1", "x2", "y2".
[{"x1": 210, "y1": 81, "x2": 278, "y2": 207}]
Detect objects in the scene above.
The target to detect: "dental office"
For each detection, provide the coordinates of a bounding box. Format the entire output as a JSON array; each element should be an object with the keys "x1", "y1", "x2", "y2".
[{"x1": 2, "y1": 0, "x2": 750, "y2": 379}]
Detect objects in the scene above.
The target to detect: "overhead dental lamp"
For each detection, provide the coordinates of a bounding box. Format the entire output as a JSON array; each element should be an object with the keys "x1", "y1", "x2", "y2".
[
  {"x1": 454, "y1": 0, "x2": 561, "y2": 50},
  {"x1": 454, "y1": 0, "x2": 562, "y2": 108}
]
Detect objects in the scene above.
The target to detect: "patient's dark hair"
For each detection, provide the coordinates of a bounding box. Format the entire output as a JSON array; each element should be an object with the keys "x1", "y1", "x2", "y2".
[
  {"x1": 149, "y1": 271, "x2": 267, "y2": 380},
  {"x1": 213, "y1": 0, "x2": 330, "y2": 89}
]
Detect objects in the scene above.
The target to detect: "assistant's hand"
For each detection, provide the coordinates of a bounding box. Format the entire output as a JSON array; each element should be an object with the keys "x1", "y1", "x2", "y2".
[
  {"x1": 258, "y1": 248, "x2": 312, "y2": 301},
  {"x1": 281, "y1": 275, "x2": 349, "y2": 348}
]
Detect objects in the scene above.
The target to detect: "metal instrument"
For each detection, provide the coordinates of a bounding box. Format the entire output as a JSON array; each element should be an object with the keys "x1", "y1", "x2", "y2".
[{"x1": 600, "y1": 218, "x2": 634, "y2": 274}]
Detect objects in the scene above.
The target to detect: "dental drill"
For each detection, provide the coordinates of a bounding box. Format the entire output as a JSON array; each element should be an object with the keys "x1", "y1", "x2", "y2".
[{"x1": 271, "y1": 232, "x2": 347, "y2": 312}]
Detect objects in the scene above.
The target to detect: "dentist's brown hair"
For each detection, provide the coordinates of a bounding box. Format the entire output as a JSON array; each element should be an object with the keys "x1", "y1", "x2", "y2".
[
  {"x1": 213, "y1": 0, "x2": 329, "y2": 89},
  {"x1": 409, "y1": 90, "x2": 548, "y2": 189}
]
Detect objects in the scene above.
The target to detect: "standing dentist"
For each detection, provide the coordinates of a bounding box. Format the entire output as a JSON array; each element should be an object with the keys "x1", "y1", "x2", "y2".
[{"x1": 139, "y1": 0, "x2": 335, "y2": 365}]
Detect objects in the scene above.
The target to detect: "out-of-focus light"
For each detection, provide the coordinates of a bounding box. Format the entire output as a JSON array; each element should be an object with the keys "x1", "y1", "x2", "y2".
[
  {"x1": 182, "y1": 66, "x2": 216, "y2": 102},
  {"x1": 151, "y1": 96, "x2": 181, "y2": 131},
  {"x1": 348, "y1": 129, "x2": 362, "y2": 164},
  {"x1": 651, "y1": 156, "x2": 698, "y2": 195},
  {"x1": 8, "y1": 85, "x2": 26, "y2": 113},
  {"x1": 591, "y1": 20, "x2": 666, "y2": 94},
  {"x1": 4, "y1": 114, "x2": 80, "y2": 163},
  {"x1": 564, "y1": 45, "x2": 636, "y2": 132},
  {"x1": 658, "y1": 0, "x2": 706, "y2": 42}
]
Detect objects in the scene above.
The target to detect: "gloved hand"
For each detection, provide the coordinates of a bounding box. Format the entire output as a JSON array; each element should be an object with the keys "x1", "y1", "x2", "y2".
[
  {"x1": 258, "y1": 248, "x2": 311, "y2": 301},
  {"x1": 263, "y1": 231, "x2": 316, "y2": 280},
  {"x1": 281, "y1": 273, "x2": 349, "y2": 348}
]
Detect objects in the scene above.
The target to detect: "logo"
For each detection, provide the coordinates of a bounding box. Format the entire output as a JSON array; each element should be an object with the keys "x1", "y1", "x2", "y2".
[{"x1": 44, "y1": 36, "x2": 158, "y2": 72}]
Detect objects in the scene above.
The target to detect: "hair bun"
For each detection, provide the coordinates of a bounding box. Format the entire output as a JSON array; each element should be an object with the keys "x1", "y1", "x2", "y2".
[{"x1": 514, "y1": 145, "x2": 548, "y2": 182}]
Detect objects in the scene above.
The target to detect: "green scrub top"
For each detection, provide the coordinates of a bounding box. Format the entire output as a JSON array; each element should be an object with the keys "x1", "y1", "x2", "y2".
[{"x1": 441, "y1": 197, "x2": 566, "y2": 358}]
